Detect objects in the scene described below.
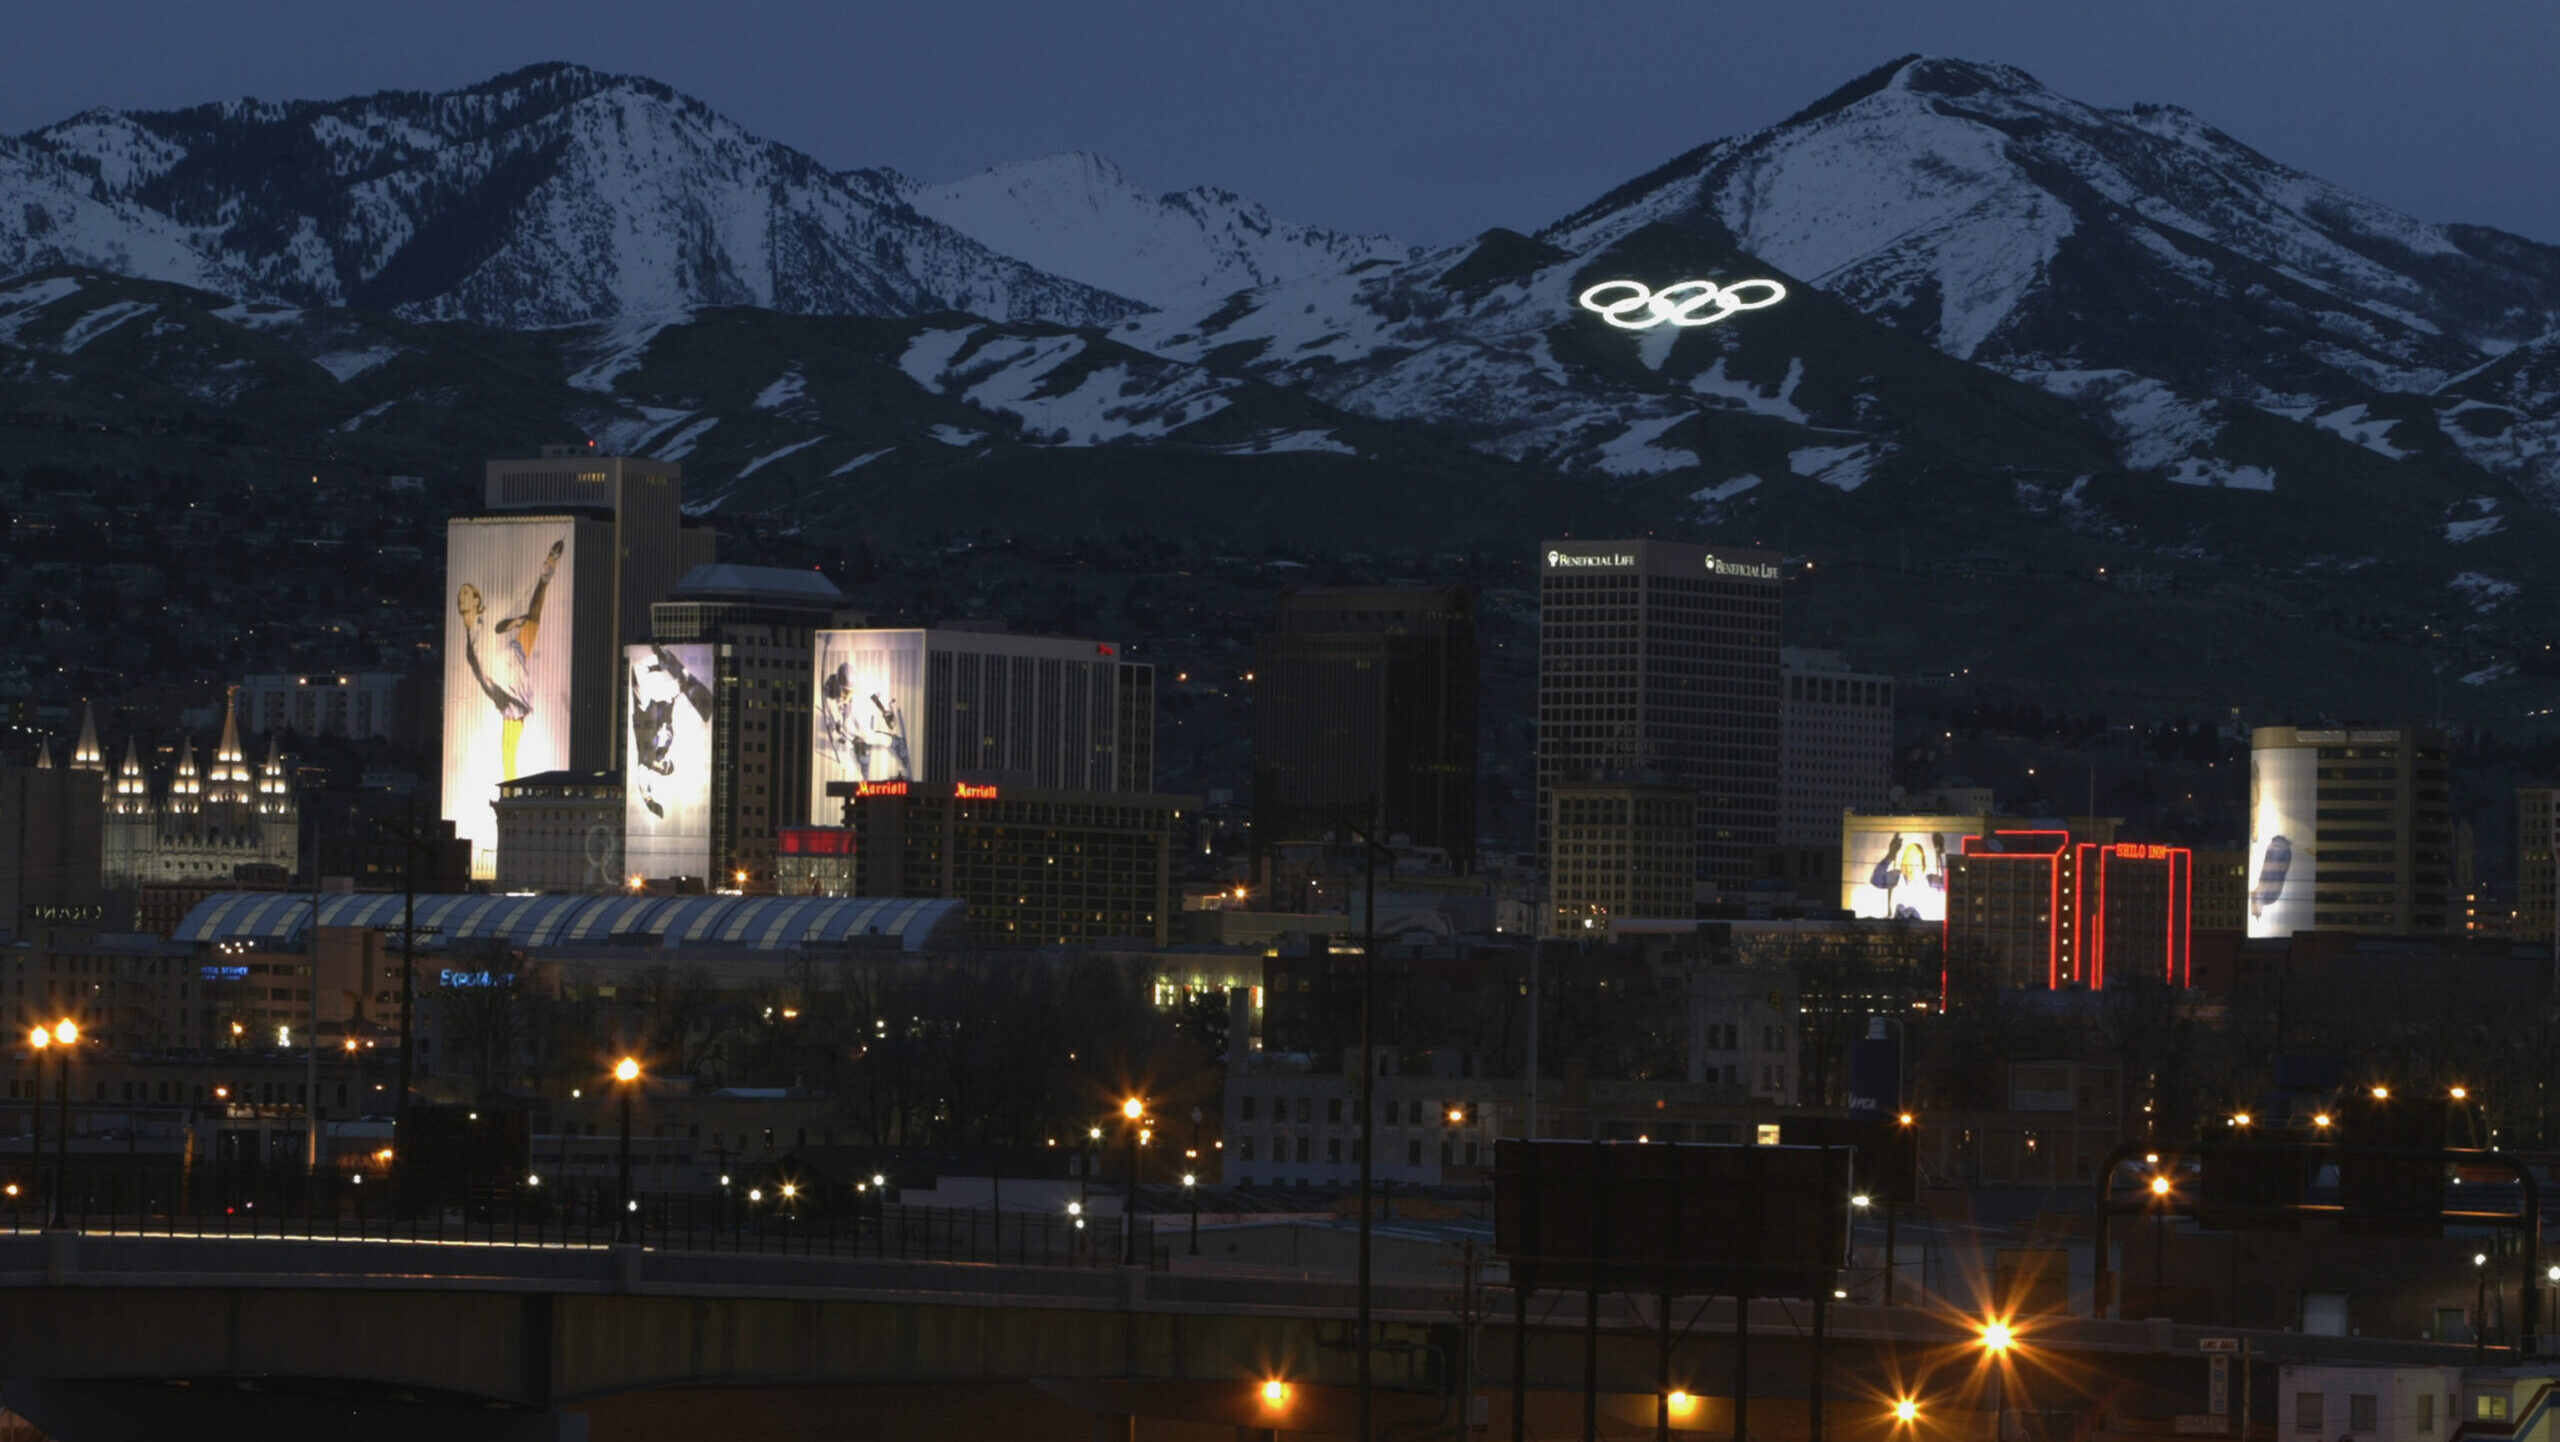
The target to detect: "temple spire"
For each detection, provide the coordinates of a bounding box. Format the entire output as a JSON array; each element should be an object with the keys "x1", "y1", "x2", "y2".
[{"x1": 70, "y1": 702, "x2": 103, "y2": 772}]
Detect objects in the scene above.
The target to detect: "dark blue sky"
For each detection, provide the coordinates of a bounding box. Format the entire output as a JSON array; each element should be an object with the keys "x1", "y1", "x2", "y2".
[{"x1": 10, "y1": 1, "x2": 2555, "y2": 248}]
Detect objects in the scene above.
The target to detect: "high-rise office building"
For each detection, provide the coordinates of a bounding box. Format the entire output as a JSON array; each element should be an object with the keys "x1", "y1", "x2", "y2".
[
  {"x1": 1250, "y1": 585, "x2": 1477, "y2": 867},
  {"x1": 1779, "y1": 648, "x2": 1894, "y2": 849},
  {"x1": 1537, "y1": 540, "x2": 1781, "y2": 894},
  {"x1": 642, "y1": 564, "x2": 860, "y2": 888},
  {"x1": 443, "y1": 447, "x2": 716, "y2": 879},
  {"x1": 2516, "y1": 786, "x2": 2558, "y2": 944},
  {"x1": 2246, "y1": 726, "x2": 2451, "y2": 937},
  {"x1": 805, "y1": 627, "x2": 1152, "y2": 819},
  {"x1": 1545, "y1": 776, "x2": 1696, "y2": 935}
]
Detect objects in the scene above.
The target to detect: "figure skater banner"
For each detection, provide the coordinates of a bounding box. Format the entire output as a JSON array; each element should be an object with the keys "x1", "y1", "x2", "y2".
[
  {"x1": 811, "y1": 629, "x2": 925, "y2": 817},
  {"x1": 625, "y1": 642, "x2": 715, "y2": 882},
  {"x1": 442, "y1": 518, "x2": 578, "y2": 879},
  {"x1": 2247, "y1": 745, "x2": 2316, "y2": 939}
]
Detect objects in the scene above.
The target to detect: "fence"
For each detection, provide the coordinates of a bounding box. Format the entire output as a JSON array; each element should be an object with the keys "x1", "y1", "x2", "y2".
[{"x1": 0, "y1": 1167, "x2": 1166, "y2": 1269}]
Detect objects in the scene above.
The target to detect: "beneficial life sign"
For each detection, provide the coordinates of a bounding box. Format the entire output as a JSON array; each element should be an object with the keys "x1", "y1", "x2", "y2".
[{"x1": 1577, "y1": 278, "x2": 1786, "y2": 330}]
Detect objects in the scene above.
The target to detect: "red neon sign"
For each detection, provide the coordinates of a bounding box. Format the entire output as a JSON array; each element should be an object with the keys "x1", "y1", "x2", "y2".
[
  {"x1": 776, "y1": 828, "x2": 856, "y2": 856},
  {"x1": 854, "y1": 780, "x2": 909, "y2": 798},
  {"x1": 954, "y1": 782, "x2": 999, "y2": 800}
]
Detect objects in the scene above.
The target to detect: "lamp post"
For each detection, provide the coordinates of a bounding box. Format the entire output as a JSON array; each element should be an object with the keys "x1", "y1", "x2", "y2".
[
  {"x1": 47, "y1": 1019, "x2": 74, "y2": 1230},
  {"x1": 25, "y1": 1027, "x2": 46, "y2": 1227},
  {"x1": 1121, "y1": 1096, "x2": 1144, "y2": 1266},
  {"x1": 1982, "y1": 1321, "x2": 2014, "y2": 1442},
  {"x1": 1184, "y1": 1170, "x2": 1199, "y2": 1256},
  {"x1": 613, "y1": 1056, "x2": 640, "y2": 1244},
  {"x1": 1082, "y1": 1125, "x2": 1100, "y2": 1210},
  {"x1": 2476, "y1": 1252, "x2": 2490, "y2": 1364}
]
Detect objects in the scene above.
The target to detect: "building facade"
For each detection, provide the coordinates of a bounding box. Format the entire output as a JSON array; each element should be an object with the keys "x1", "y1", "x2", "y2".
[
  {"x1": 2248, "y1": 726, "x2": 2452, "y2": 938},
  {"x1": 1250, "y1": 585, "x2": 1477, "y2": 868},
  {"x1": 647, "y1": 564, "x2": 858, "y2": 889},
  {"x1": 491, "y1": 770, "x2": 623, "y2": 894},
  {"x1": 1778, "y1": 648, "x2": 1894, "y2": 850},
  {"x1": 1545, "y1": 776, "x2": 1696, "y2": 935},
  {"x1": 808, "y1": 627, "x2": 1152, "y2": 816},
  {"x1": 236, "y1": 673, "x2": 410, "y2": 742},
  {"x1": 1537, "y1": 540, "x2": 1781, "y2": 896},
  {"x1": 2518, "y1": 786, "x2": 2557, "y2": 945},
  {"x1": 844, "y1": 781, "x2": 1190, "y2": 947},
  {"x1": 1945, "y1": 826, "x2": 2194, "y2": 990},
  {"x1": 0, "y1": 757, "x2": 102, "y2": 937}
]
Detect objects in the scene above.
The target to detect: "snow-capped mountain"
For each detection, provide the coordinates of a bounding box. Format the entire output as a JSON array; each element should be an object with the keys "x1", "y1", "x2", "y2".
[
  {"x1": 0, "y1": 136, "x2": 252, "y2": 296},
  {"x1": 1535, "y1": 55, "x2": 2560, "y2": 493},
  {"x1": 19, "y1": 64, "x2": 1137, "y2": 328},
  {"x1": 894, "y1": 152, "x2": 1412, "y2": 311}
]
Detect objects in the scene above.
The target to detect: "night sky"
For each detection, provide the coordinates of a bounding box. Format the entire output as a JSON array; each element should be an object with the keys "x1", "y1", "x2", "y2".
[{"x1": 8, "y1": 0, "x2": 2555, "y2": 249}]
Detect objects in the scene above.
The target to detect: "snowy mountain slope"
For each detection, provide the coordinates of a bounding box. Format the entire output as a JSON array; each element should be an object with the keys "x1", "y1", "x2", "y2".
[
  {"x1": 20, "y1": 64, "x2": 1139, "y2": 329},
  {"x1": 1543, "y1": 56, "x2": 2560, "y2": 382},
  {"x1": 893, "y1": 152, "x2": 1413, "y2": 311},
  {"x1": 1525, "y1": 56, "x2": 2560, "y2": 497},
  {"x1": 0, "y1": 136, "x2": 249, "y2": 296}
]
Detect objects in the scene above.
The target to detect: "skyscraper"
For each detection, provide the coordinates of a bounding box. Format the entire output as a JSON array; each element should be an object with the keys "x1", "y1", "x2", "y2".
[
  {"x1": 1537, "y1": 540, "x2": 1781, "y2": 895},
  {"x1": 644, "y1": 564, "x2": 861, "y2": 888},
  {"x1": 2247, "y1": 725, "x2": 2452, "y2": 937},
  {"x1": 1779, "y1": 647, "x2": 1894, "y2": 849},
  {"x1": 1250, "y1": 585, "x2": 1477, "y2": 867}
]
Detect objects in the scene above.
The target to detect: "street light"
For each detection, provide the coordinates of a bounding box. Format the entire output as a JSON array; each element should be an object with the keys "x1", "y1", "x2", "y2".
[
  {"x1": 45, "y1": 1019, "x2": 74, "y2": 1229},
  {"x1": 612, "y1": 1056, "x2": 640, "y2": 1244},
  {"x1": 1183, "y1": 1170, "x2": 1199, "y2": 1256},
  {"x1": 1895, "y1": 1399, "x2": 1921, "y2": 1426},
  {"x1": 1120, "y1": 1096, "x2": 1146, "y2": 1265},
  {"x1": 24, "y1": 1027, "x2": 45, "y2": 1230}
]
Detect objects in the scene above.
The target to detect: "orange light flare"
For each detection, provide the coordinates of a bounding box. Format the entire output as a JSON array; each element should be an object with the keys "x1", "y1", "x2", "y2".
[{"x1": 1259, "y1": 1379, "x2": 1291, "y2": 1410}]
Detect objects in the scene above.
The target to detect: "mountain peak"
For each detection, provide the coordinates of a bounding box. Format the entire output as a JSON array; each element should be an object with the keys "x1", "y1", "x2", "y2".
[{"x1": 905, "y1": 152, "x2": 1409, "y2": 312}]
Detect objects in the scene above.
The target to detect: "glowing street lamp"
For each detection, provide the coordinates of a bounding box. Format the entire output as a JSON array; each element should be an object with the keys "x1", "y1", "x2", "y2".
[
  {"x1": 1183, "y1": 1170, "x2": 1199, "y2": 1255},
  {"x1": 612, "y1": 1056, "x2": 641, "y2": 1243},
  {"x1": 1895, "y1": 1399, "x2": 1921, "y2": 1426},
  {"x1": 43, "y1": 1019, "x2": 74, "y2": 1228},
  {"x1": 1260, "y1": 1380, "x2": 1291, "y2": 1410},
  {"x1": 1120, "y1": 1096, "x2": 1147, "y2": 1264}
]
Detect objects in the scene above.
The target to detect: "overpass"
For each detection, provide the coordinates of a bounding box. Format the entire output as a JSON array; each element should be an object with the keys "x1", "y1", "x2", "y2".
[{"x1": 0, "y1": 1228, "x2": 2482, "y2": 1442}]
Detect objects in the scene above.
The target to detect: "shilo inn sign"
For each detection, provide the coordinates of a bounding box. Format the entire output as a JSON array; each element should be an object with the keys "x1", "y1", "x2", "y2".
[{"x1": 1577, "y1": 278, "x2": 1786, "y2": 330}]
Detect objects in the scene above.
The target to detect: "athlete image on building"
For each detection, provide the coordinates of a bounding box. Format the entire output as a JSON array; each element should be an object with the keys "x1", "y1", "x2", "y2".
[
  {"x1": 629, "y1": 643, "x2": 714, "y2": 821},
  {"x1": 457, "y1": 539, "x2": 562, "y2": 782},
  {"x1": 818, "y1": 661, "x2": 912, "y2": 782}
]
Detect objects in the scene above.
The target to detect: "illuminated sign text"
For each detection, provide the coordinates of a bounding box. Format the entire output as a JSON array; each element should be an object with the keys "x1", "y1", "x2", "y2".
[
  {"x1": 954, "y1": 782, "x2": 1000, "y2": 800},
  {"x1": 854, "y1": 780, "x2": 909, "y2": 798},
  {"x1": 1546, "y1": 550, "x2": 1634, "y2": 569}
]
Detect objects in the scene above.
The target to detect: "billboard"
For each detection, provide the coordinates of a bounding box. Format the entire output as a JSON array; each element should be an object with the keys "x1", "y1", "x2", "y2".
[
  {"x1": 811, "y1": 629, "x2": 926, "y2": 818},
  {"x1": 443, "y1": 520, "x2": 578, "y2": 880},
  {"x1": 1842, "y1": 818, "x2": 1961, "y2": 922},
  {"x1": 625, "y1": 642, "x2": 715, "y2": 881},
  {"x1": 2247, "y1": 744, "x2": 2316, "y2": 938}
]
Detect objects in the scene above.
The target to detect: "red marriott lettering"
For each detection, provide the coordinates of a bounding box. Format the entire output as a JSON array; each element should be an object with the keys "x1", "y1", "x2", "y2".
[
  {"x1": 854, "y1": 780, "x2": 909, "y2": 798},
  {"x1": 954, "y1": 782, "x2": 1000, "y2": 800}
]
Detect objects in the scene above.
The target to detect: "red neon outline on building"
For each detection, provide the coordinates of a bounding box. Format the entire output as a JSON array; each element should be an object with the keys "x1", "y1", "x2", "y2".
[{"x1": 1959, "y1": 832, "x2": 2071, "y2": 991}]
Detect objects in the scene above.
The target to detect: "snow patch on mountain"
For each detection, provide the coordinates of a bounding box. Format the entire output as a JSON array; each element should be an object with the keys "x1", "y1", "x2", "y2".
[
  {"x1": 56, "y1": 300, "x2": 155, "y2": 353},
  {"x1": 310, "y1": 345, "x2": 402, "y2": 382},
  {"x1": 736, "y1": 436, "x2": 824, "y2": 477},
  {"x1": 751, "y1": 369, "x2": 807, "y2": 412},
  {"x1": 2164, "y1": 458, "x2": 2276, "y2": 490},
  {"x1": 2448, "y1": 572, "x2": 2518, "y2": 611},
  {"x1": 1690, "y1": 357, "x2": 1808, "y2": 423},
  {"x1": 828, "y1": 447, "x2": 892, "y2": 475},
  {"x1": 902, "y1": 152, "x2": 1410, "y2": 312},
  {"x1": 1790, "y1": 442, "x2": 1887, "y2": 491},
  {"x1": 2311, "y1": 403, "x2": 2408, "y2": 459},
  {"x1": 656, "y1": 415, "x2": 718, "y2": 460}
]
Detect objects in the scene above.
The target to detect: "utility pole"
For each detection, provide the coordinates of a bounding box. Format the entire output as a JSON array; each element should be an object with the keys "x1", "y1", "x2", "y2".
[{"x1": 1348, "y1": 799, "x2": 1388, "y2": 1442}]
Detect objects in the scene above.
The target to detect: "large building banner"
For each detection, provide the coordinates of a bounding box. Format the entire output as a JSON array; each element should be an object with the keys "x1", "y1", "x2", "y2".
[
  {"x1": 443, "y1": 519, "x2": 578, "y2": 879},
  {"x1": 2247, "y1": 745, "x2": 2317, "y2": 938},
  {"x1": 625, "y1": 642, "x2": 716, "y2": 882},
  {"x1": 811, "y1": 629, "x2": 925, "y2": 818},
  {"x1": 1841, "y1": 818, "x2": 1957, "y2": 922}
]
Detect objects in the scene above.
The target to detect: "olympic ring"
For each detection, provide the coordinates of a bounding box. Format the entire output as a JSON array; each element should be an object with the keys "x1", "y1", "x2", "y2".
[{"x1": 1576, "y1": 278, "x2": 1788, "y2": 330}]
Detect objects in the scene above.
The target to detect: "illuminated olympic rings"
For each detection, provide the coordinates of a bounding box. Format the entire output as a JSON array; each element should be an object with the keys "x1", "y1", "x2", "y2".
[{"x1": 1576, "y1": 278, "x2": 1788, "y2": 330}]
